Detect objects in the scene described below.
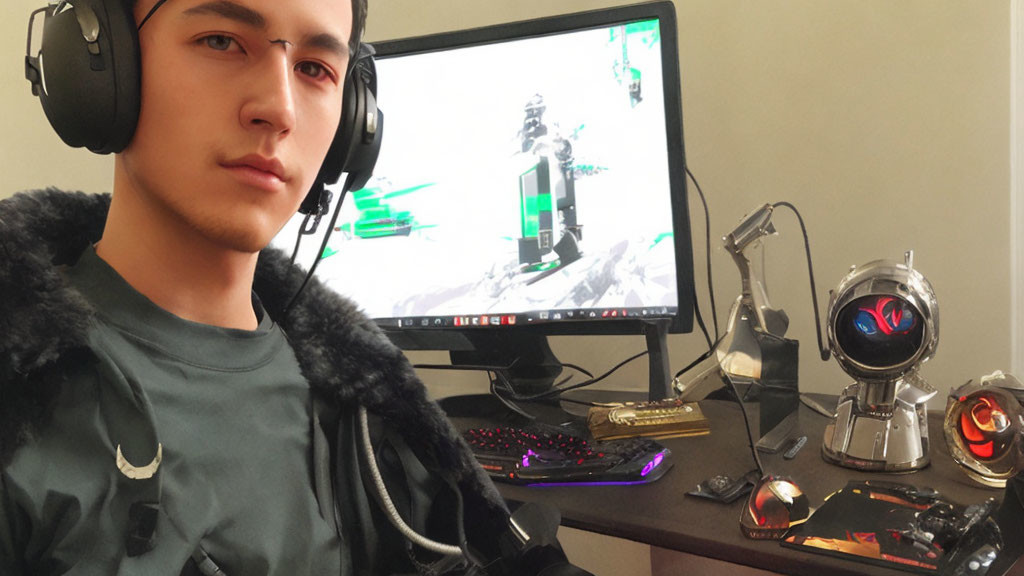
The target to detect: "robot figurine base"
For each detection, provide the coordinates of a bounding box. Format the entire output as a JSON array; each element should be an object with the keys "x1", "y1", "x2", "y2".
[
  {"x1": 822, "y1": 251, "x2": 939, "y2": 472},
  {"x1": 823, "y1": 371, "x2": 936, "y2": 471}
]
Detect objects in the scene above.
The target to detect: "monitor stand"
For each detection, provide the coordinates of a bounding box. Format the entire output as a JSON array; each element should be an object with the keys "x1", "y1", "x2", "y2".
[
  {"x1": 436, "y1": 320, "x2": 674, "y2": 420},
  {"x1": 644, "y1": 319, "x2": 673, "y2": 400},
  {"x1": 448, "y1": 330, "x2": 563, "y2": 396}
]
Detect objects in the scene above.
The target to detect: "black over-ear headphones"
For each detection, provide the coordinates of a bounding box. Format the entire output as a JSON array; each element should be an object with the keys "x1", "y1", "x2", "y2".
[{"x1": 25, "y1": 0, "x2": 382, "y2": 216}]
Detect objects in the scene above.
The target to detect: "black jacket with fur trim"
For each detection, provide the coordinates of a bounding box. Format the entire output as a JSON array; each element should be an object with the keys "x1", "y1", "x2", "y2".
[{"x1": 0, "y1": 189, "x2": 533, "y2": 575}]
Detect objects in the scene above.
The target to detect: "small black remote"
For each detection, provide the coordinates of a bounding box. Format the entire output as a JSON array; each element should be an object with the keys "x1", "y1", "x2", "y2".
[{"x1": 783, "y1": 436, "x2": 807, "y2": 459}]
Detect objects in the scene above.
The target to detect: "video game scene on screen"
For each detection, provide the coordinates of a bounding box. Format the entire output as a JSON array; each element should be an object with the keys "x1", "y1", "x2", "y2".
[{"x1": 275, "y1": 20, "x2": 677, "y2": 324}]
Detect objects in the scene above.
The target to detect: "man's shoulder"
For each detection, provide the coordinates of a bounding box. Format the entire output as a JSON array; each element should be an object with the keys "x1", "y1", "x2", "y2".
[{"x1": 0, "y1": 189, "x2": 108, "y2": 468}]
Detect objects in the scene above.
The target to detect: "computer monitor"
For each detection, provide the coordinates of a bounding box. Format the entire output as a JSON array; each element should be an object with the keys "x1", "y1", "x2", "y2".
[{"x1": 274, "y1": 1, "x2": 694, "y2": 399}]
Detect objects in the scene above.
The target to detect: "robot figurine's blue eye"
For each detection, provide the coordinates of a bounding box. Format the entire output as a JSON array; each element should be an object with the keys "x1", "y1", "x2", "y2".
[
  {"x1": 855, "y1": 310, "x2": 879, "y2": 335},
  {"x1": 892, "y1": 308, "x2": 916, "y2": 333}
]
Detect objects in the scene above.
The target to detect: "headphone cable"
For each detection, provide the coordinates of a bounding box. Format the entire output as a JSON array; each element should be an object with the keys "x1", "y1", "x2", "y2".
[
  {"x1": 285, "y1": 174, "x2": 354, "y2": 316},
  {"x1": 137, "y1": 0, "x2": 169, "y2": 31},
  {"x1": 771, "y1": 201, "x2": 830, "y2": 361},
  {"x1": 289, "y1": 213, "x2": 313, "y2": 267},
  {"x1": 686, "y1": 166, "x2": 719, "y2": 345}
]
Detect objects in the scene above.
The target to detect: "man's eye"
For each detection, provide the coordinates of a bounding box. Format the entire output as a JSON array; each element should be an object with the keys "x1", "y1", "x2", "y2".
[
  {"x1": 296, "y1": 61, "x2": 332, "y2": 82},
  {"x1": 203, "y1": 35, "x2": 237, "y2": 52}
]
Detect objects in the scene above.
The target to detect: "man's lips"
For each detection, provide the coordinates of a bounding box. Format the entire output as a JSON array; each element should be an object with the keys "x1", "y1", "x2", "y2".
[{"x1": 220, "y1": 155, "x2": 287, "y2": 183}]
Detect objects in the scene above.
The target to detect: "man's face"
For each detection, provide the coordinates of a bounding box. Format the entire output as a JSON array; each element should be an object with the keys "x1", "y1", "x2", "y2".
[{"x1": 120, "y1": 0, "x2": 352, "y2": 253}]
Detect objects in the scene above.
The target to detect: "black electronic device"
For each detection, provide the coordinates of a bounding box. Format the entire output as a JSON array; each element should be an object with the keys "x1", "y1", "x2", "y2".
[
  {"x1": 782, "y1": 481, "x2": 1006, "y2": 575},
  {"x1": 24, "y1": 0, "x2": 382, "y2": 216},
  {"x1": 463, "y1": 424, "x2": 671, "y2": 486},
  {"x1": 271, "y1": 0, "x2": 694, "y2": 400},
  {"x1": 688, "y1": 471, "x2": 759, "y2": 504}
]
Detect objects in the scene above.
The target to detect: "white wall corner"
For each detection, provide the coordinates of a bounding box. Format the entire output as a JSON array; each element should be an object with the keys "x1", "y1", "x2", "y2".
[{"x1": 1013, "y1": 0, "x2": 1024, "y2": 376}]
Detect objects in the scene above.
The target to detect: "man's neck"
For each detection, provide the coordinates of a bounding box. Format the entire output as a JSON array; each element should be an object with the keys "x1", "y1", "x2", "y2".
[{"x1": 98, "y1": 177, "x2": 261, "y2": 332}]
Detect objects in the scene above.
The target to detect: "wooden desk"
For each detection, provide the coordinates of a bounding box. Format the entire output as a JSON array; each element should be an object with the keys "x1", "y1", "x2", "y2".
[{"x1": 443, "y1": 393, "x2": 1014, "y2": 576}]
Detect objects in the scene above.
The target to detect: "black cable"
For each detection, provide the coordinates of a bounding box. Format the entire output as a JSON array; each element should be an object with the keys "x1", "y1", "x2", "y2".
[
  {"x1": 686, "y1": 166, "x2": 719, "y2": 344},
  {"x1": 413, "y1": 360, "x2": 593, "y2": 380},
  {"x1": 664, "y1": 166, "x2": 723, "y2": 393},
  {"x1": 137, "y1": 0, "x2": 169, "y2": 31},
  {"x1": 488, "y1": 373, "x2": 537, "y2": 420},
  {"x1": 558, "y1": 397, "x2": 600, "y2": 407},
  {"x1": 411, "y1": 362, "x2": 542, "y2": 419},
  {"x1": 745, "y1": 380, "x2": 803, "y2": 393},
  {"x1": 538, "y1": 350, "x2": 647, "y2": 397},
  {"x1": 735, "y1": 379, "x2": 801, "y2": 403},
  {"x1": 289, "y1": 213, "x2": 313, "y2": 267},
  {"x1": 412, "y1": 361, "x2": 589, "y2": 420},
  {"x1": 284, "y1": 175, "x2": 355, "y2": 316},
  {"x1": 691, "y1": 283, "x2": 713, "y2": 350},
  {"x1": 672, "y1": 334, "x2": 724, "y2": 380},
  {"x1": 555, "y1": 362, "x2": 594, "y2": 379},
  {"x1": 725, "y1": 379, "x2": 764, "y2": 476},
  {"x1": 771, "y1": 202, "x2": 830, "y2": 361},
  {"x1": 495, "y1": 350, "x2": 649, "y2": 402}
]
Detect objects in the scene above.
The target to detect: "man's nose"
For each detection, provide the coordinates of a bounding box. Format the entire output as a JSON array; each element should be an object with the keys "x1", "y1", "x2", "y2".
[{"x1": 239, "y1": 52, "x2": 297, "y2": 136}]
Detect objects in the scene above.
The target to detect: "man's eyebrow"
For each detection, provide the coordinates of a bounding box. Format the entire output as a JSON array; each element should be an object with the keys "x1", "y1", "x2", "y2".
[
  {"x1": 182, "y1": 1, "x2": 266, "y2": 30},
  {"x1": 301, "y1": 32, "x2": 350, "y2": 60},
  {"x1": 180, "y1": 2, "x2": 348, "y2": 60}
]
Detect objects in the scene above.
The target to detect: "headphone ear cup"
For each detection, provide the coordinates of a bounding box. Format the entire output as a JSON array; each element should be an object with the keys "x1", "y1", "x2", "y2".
[
  {"x1": 33, "y1": 0, "x2": 140, "y2": 154},
  {"x1": 300, "y1": 45, "x2": 382, "y2": 214},
  {"x1": 341, "y1": 81, "x2": 382, "y2": 192}
]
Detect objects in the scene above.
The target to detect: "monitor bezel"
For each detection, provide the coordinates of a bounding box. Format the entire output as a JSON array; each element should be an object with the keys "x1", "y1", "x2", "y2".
[{"x1": 368, "y1": 0, "x2": 694, "y2": 338}]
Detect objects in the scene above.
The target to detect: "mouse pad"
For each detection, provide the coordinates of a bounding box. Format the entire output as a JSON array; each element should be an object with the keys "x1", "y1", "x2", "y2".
[{"x1": 781, "y1": 480, "x2": 961, "y2": 573}]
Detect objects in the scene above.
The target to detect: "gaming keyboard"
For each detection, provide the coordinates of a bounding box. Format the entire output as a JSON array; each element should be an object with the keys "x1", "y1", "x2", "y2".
[{"x1": 463, "y1": 424, "x2": 672, "y2": 486}]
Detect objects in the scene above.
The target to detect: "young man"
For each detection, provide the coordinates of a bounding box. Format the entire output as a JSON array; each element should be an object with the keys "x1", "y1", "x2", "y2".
[{"x1": 1, "y1": 1, "x2": 590, "y2": 574}]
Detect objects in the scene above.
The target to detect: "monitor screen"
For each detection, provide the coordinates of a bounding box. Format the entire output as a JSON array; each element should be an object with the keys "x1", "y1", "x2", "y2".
[{"x1": 274, "y1": 1, "x2": 694, "y2": 340}]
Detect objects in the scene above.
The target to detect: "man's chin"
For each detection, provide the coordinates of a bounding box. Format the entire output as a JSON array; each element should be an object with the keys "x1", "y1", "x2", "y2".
[{"x1": 191, "y1": 218, "x2": 280, "y2": 255}]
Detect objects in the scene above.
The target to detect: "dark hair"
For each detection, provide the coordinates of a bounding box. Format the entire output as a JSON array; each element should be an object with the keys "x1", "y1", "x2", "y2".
[
  {"x1": 350, "y1": 0, "x2": 367, "y2": 55},
  {"x1": 125, "y1": 0, "x2": 368, "y2": 56}
]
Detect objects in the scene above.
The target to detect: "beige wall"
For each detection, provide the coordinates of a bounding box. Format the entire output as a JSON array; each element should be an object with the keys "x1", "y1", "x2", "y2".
[{"x1": 1, "y1": 1, "x2": 1011, "y2": 407}]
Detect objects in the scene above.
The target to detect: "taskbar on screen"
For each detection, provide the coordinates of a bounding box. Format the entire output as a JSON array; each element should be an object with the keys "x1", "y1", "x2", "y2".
[{"x1": 377, "y1": 306, "x2": 677, "y2": 329}]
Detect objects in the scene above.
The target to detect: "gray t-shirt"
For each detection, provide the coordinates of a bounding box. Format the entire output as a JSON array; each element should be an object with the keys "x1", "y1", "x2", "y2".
[{"x1": 1, "y1": 246, "x2": 343, "y2": 574}]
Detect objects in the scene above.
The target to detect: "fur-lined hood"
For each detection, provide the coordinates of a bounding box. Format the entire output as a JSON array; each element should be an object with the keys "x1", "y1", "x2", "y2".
[{"x1": 0, "y1": 188, "x2": 500, "y2": 509}]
